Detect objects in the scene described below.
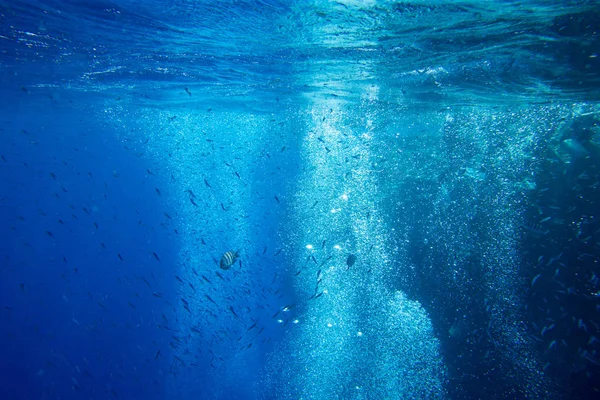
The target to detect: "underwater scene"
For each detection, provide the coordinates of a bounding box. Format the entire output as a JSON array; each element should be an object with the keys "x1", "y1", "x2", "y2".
[{"x1": 1, "y1": 1, "x2": 599, "y2": 399}]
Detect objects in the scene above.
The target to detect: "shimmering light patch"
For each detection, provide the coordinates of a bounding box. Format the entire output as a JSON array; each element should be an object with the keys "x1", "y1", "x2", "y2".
[
  {"x1": 330, "y1": 208, "x2": 341, "y2": 213},
  {"x1": 305, "y1": 244, "x2": 313, "y2": 250},
  {"x1": 327, "y1": 323, "x2": 333, "y2": 328},
  {"x1": 277, "y1": 319, "x2": 283, "y2": 324},
  {"x1": 357, "y1": 331, "x2": 363, "y2": 337},
  {"x1": 336, "y1": 0, "x2": 377, "y2": 7},
  {"x1": 293, "y1": 319, "x2": 299, "y2": 324},
  {"x1": 340, "y1": 193, "x2": 349, "y2": 201},
  {"x1": 333, "y1": 244, "x2": 342, "y2": 250}
]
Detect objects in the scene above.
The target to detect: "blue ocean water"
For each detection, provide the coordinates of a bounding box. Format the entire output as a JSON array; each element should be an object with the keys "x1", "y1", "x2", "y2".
[{"x1": 1, "y1": 1, "x2": 599, "y2": 399}]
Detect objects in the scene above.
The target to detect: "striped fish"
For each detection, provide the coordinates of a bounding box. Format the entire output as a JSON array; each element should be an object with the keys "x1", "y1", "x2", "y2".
[
  {"x1": 522, "y1": 221, "x2": 549, "y2": 235},
  {"x1": 219, "y1": 250, "x2": 239, "y2": 270}
]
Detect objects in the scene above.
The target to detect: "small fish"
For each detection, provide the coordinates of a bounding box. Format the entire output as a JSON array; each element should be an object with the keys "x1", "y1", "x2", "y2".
[
  {"x1": 152, "y1": 292, "x2": 163, "y2": 298},
  {"x1": 175, "y1": 275, "x2": 183, "y2": 284},
  {"x1": 204, "y1": 178, "x2": 212, "y2": 188},
  {"x1": 201, "y1": 275, "x2": 212, "y2": 284},
  {"x1": 219, "y1": 250, "x2": 240, "y2": 270},
  {"x1": 205, "y1": 295, "x2": 217, "y2": 305},
  {"x1": 346, "y1": 254, "x2": 356, "y2": 270},
  {"x1": 274, "y1": 196, "x2": 280, "y2": 204},
  {"x1": 118, "y1": 253, "x2": 124, "y2": 261},
  {"x1": 247, "y1": 322, "x2": 257, "y2": 331},
  {"x1": 155, "y1": 350, "x2": 161, "y2": 360},
  {"x1": 578, "y1": 253, "x2": 595, "y2": 261},
  {"x1": 155, "y1": 188, "x2": 161, "y2": 196},
  {"x1": 531, "y1": 273, "x2": 541, "y2": 286},
  {"x1": 184, "y1": 87, "x2": 191, "y2": 97},
  {"x1": 523, "y1": 222, "x2": 549, "y2": 235},
  {"x1": 541, "y1": 324, "x2": 555, "y2": 336},
  {"x1": 540, "y1": 216, "x2": 552, "y2": 223},
  {"x1": 229, "y1": 306, "x2": 239, "y2": 319},
  {"x1": 319, "y1": 256, "x2": 332, "y2": 267},
  {"x1": 152, "y1": 252, "x2": 160, "y2": 261}
]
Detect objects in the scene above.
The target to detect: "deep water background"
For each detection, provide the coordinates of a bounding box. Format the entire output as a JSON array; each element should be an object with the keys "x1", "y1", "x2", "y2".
[
  {"x1": 1, "y1": 100, "x2": 175, "y2": 400},
  {"x1": 1, "y1": 1, "x2": 600, "y2": 399}
]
